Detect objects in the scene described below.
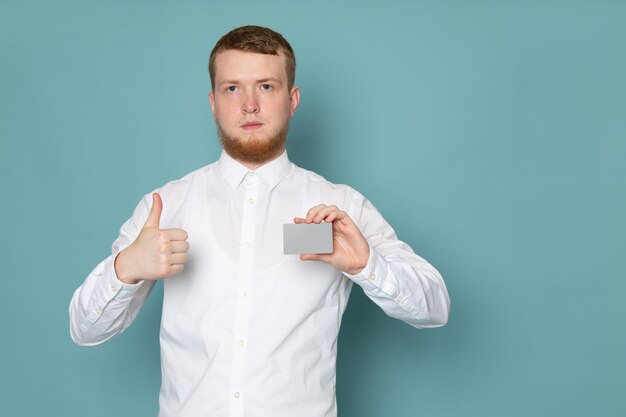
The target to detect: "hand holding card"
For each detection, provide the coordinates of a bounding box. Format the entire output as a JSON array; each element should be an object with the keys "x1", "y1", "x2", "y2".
[{"x1": 291, "y1": 204, "x2": 370, "y2": 275}]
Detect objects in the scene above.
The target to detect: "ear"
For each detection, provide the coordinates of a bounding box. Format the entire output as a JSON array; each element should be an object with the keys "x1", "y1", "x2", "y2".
[
  {"x1": 208, "y1": 91, "x2": 216, "y2": 120},
  {"x1": 289, "y1": 86, "x2": 300, "y2": 118}
]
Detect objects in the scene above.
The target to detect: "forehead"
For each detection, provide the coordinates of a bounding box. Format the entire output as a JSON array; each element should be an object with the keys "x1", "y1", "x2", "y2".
[{"x1": 213, "y1": 49, "x2": 288, "y2": 84}]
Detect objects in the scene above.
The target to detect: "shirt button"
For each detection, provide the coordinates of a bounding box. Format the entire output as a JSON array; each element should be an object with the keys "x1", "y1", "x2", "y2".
[
  {"x1": 369, "y1": 273, "x2": 376, "y2": 281},
  {"x1": 238, "y1": 339, "x2": 245, "y2": 347},
  {"x1": 395, "y1": 294, "x2": 403, "y2": 303},
  {"x1": 234, "y1": 392, "x2": 241, "y2": 399},
  {"x1": 248, "y1": 198, "x2": 255, "y2": 204},
  {"x1": 111, "y1": 285, "x2": 117, "y2": 292},
  {"x1": 241, "y1": 291, "x2": 248, "y2": 297},
  {"x1": 243, "y1": 241, "x2": 252, "y2": 248}
]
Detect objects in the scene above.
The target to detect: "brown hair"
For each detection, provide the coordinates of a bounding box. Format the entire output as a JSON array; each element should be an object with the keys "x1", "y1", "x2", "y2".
[{"x1": 208, "y1": 25, "x2": 296, "y2": 91}]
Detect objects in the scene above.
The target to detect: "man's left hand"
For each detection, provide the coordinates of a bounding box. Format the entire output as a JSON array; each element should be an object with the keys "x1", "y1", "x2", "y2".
[{"x1": 294, "y1": 204, "x2": 370, "y2": 275}]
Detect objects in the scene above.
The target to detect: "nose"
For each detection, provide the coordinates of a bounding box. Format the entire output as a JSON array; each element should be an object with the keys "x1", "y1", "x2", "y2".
[{"x1": 241, "y1": 91, "x2": 260, "y2": 114}]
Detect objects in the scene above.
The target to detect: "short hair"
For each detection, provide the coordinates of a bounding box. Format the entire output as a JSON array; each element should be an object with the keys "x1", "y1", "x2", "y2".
[{"x1": 208, "y1": 25, "x2": 296, "y2": 91}]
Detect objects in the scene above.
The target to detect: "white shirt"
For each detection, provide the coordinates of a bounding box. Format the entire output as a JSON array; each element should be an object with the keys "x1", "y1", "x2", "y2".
[{"x1": 69, "y1": 150, "x2": 450, "y2": 417}]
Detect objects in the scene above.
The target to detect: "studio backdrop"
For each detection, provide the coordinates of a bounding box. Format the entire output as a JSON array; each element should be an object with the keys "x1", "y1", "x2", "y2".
[{"x1": 1, "y1": 1, "x2": 624, "y2": 416}]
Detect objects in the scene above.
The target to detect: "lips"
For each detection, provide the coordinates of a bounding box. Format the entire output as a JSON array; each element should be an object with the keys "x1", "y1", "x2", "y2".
[{"x1": 241, "y1": 122, "x2": 263, "y2": 130}]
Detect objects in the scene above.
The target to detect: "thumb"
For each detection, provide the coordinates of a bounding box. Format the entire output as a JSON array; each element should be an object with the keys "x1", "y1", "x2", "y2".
[
  {"x1": 144, "y1": 192, "x2": 163, "y2": 229},
  {"x1": 300, "y1": 253, "x2": 330, "y2": 262}
]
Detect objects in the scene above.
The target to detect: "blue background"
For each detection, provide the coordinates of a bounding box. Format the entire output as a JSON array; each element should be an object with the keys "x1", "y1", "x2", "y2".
[{"x1": 1, "y1": 0, "x2": 625, "y2": 416}]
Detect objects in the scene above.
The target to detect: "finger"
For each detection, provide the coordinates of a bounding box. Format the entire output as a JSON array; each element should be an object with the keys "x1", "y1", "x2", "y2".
[
  {"x1": 168, "y1": 264, "x2": 185, "y2": 275},
  {"x1": 294, "y1": 217, "x2": 306, "y2": 224},
  {"x1": 305, "y1": 204, "x2": 327, "y2": 223},
  {"x1": 163, "y1": 228, "x2": 189, "y2": 241},
  {"x1": 313, "y1": 205, "x2": 340, "y2": 223},
  {"x1": 170, "y1": 252, "x2": 189, "y2": 264},
  {"x1": 335, "y1": 211, "x2": 356, "y2": 227},
  {"x1": 320, "y1": 207, "x2": 345, "y2": 223},
  {"x1": 144, "y1": 193, "x2": 163, "y2": 229},
  {"x1": 169, "y1": 240, "x2": 189, "y2": 253},
  {"x1": 322, "y1": 211, "x2": 339, "y2": 223}
]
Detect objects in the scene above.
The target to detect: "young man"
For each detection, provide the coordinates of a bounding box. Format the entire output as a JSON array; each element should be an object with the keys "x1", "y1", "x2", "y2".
[{"x1": 70, "y1": 25, "x2": 450, "y2": 417}]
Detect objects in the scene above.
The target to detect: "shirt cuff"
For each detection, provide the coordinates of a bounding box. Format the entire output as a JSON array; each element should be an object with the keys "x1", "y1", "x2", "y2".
[
  {"x1": 343, "y1": 244, "x2": 394, "y2": 295},
  {"x1": 101, "y1": 251, "x2": 145, "y2": 302},
  {"x1": 83, "y1": 252, "x2": 146, "y2": 325}
]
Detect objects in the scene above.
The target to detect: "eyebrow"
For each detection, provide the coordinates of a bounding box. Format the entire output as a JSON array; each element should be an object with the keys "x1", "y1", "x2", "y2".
[{"x1": 218, "y1": 77, "x2": 283, "y2": 87}]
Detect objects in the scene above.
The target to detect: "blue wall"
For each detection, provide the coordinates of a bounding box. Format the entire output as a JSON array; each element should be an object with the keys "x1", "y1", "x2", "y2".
[{"x1": 1, "y1": 0, "x2": 624, "y2": 415}]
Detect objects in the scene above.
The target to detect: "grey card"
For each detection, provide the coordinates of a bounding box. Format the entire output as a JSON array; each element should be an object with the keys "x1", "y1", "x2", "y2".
[{"x1": 283, "y1": 222, "x2": 333, "y2": 255}]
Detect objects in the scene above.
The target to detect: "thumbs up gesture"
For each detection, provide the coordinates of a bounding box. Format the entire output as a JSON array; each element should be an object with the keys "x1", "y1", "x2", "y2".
[{"x1": 114, "y1": 193, "x2": 190, "y2": 284}]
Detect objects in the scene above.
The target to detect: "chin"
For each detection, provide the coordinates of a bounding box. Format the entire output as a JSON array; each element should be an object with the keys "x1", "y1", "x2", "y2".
[{"x1": 218, "y1": 124, "x2": 288, "y2": 165}]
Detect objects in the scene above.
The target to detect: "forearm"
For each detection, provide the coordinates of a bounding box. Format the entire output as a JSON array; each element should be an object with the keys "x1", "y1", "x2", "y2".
[
  {"x1": 69, "y1": 253, "x2": 154, "y2": 346},
  {"x1": 344, "y1": 243, "x2": 450, "y2": 329}
]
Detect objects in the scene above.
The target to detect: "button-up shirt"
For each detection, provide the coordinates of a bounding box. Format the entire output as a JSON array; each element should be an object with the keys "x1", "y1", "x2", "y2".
[{"x1": 69, "y1": 150, "x2": 450, "y2": 417}]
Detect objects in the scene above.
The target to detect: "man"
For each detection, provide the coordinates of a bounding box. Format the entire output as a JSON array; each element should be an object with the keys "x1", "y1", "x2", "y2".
[{"x1": 70, "y1": 25, "x2": 450, "y2": 417}]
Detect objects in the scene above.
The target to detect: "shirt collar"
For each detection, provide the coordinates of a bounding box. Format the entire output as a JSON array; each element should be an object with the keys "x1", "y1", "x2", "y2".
[{"x1": 217, "y1": 150, "x2": 292, "y2": 191}]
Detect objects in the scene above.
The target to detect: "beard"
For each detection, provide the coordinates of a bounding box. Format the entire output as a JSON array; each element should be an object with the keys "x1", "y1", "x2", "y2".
[{"x1": 217, "y1": 121, "x2": 289, "y2": 165}]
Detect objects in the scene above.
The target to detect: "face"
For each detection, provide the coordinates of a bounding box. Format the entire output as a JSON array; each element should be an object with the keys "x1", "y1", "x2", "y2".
[{"x1": 209, "y1": 49, "x2": 300, "y2": 167}]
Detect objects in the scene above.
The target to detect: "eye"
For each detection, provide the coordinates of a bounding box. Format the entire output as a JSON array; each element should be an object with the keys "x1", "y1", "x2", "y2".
[
  {"x1": 226, "y1": 86, "x2": 238, "y2": 93},
  {"x1": 260, "y1": 84, "x2": 272, "y2": 91}
]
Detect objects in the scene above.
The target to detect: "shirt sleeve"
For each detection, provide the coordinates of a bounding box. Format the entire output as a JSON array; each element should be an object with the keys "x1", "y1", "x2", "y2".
[
  {"x1": 69, "y1": 194, "x2": 157, "y2": 346},
  {"x1": 343, "y1": 192, "x2": 450, "y2": 329}
]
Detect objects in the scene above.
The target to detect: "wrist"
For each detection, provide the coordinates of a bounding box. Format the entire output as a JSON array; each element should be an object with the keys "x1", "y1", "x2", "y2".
[
  {"x1": 114, "y1": 250, "x2": 140, "y2": 285},
  {"x1": 346, "y1": 254, "x2": 370, "y2": 276},
  {"x1": 344, "y1": 244, "x2": 371, "y2": 275}
]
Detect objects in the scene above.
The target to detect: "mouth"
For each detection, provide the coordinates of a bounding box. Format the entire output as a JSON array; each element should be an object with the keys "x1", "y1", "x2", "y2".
[{"x1": 241, "y1": 122, "x2": 263, "y2": 131}]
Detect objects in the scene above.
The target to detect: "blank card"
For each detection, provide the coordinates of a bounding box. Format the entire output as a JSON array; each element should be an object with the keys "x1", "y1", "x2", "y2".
[{"x1": 283, "y1": 223, "x2": 333, "y2": 255}]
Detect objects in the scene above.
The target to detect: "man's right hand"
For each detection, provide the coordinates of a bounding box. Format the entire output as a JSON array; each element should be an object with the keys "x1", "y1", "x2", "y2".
[{"x1": 114, "y1": 193, "x2": 189, "y2": 285}]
